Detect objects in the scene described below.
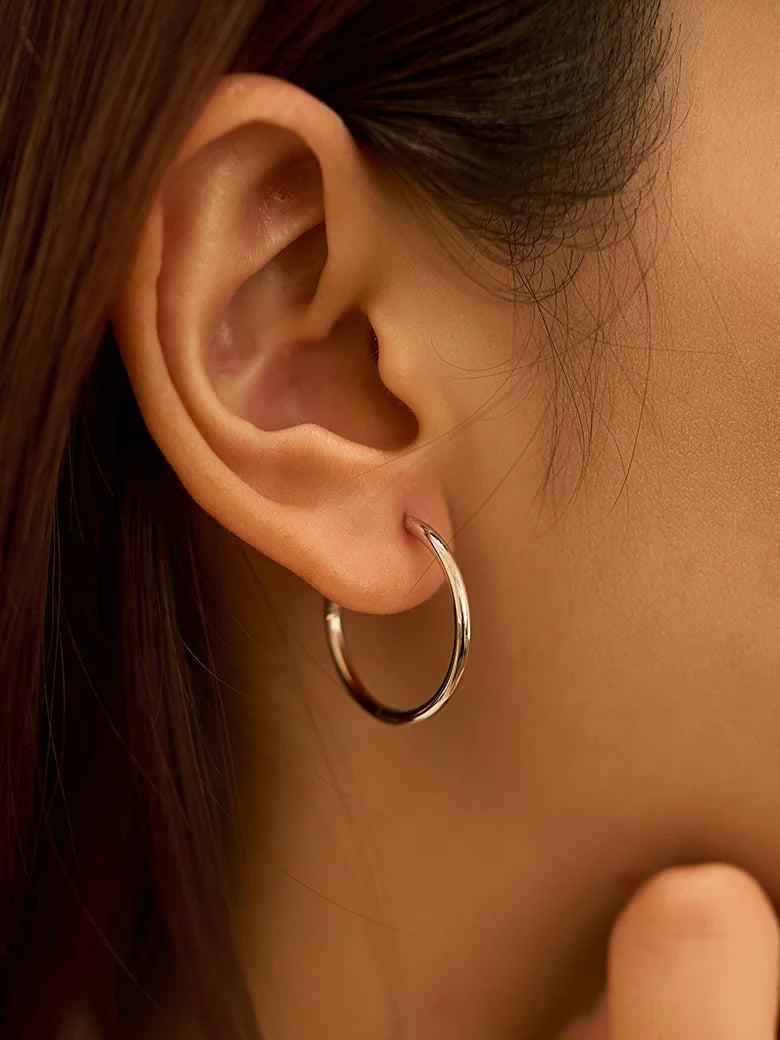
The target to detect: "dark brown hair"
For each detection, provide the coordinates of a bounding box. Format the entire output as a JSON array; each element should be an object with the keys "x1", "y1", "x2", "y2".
[{"x1": 0, "y1": 1, "x2": 675, "y2": 1036}]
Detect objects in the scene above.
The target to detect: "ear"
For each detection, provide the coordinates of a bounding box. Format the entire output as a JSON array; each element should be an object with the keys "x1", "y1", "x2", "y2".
[{"x1": 110, "y1": 74, "x2": 454, "y2": 614}]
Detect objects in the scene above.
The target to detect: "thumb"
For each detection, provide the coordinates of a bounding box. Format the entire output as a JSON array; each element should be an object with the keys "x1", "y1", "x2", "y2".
[{"x1": 607, "y1": 862, "x2": 780, "y2": 1040}]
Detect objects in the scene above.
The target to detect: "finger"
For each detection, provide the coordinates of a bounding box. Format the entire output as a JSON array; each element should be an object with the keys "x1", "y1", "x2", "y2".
[{"x1": 607, "y1": 862, "x2": 780, "y2": 1040}]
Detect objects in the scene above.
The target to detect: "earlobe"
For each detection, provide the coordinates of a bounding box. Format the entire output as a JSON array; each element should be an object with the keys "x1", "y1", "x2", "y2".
[{"x1": 111, "y1": 74, "x2": 453, "y2": 614}]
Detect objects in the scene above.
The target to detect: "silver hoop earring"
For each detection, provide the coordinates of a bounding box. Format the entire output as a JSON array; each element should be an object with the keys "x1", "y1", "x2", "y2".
[{"x1": 323, "y1": 515, "x2": 470, "y2": 726}]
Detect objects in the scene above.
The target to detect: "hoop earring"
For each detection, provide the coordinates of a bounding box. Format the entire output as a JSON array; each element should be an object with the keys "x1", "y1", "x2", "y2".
[{"x1": 323, "y1": 515, "x2": 470, "y2": 725}]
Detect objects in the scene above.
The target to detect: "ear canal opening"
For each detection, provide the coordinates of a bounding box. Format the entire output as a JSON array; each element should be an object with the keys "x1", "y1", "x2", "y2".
[
  {"x1": 188, "y1": 121, "x2": 419, "y2": 451},
  {"x1": 206, "y1": 220, "x2": 418, "y2": 451}
]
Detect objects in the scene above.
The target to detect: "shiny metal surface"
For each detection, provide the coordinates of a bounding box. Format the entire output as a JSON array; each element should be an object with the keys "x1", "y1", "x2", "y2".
[{"x1": 324, "y1": 515, "x2": 471, "y2": 725}]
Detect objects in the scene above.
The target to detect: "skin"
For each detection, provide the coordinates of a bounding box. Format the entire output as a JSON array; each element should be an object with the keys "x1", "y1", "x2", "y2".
[{"x1": 112, "y1": 0, "x2": 780, "y2": 1036}]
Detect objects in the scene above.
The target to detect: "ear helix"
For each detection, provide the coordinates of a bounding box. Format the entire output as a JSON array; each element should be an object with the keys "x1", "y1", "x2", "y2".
[
  {"x1": 324, "y1": 515, "x2": 471, "y2": 725},
  {"x1": 114, "y1": 75, "x2": 457, "y2": 617}
]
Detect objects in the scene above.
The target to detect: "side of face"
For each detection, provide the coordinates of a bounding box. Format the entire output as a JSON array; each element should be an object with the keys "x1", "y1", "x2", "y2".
[{"x1": 112, "y1": 10, "x2": 780, "y2": 1032}]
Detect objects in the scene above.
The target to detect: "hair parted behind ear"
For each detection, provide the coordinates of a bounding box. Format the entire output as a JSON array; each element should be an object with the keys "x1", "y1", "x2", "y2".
[{"x1": 0, "y1": 0, "x2": 676, "y2": 1037}]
